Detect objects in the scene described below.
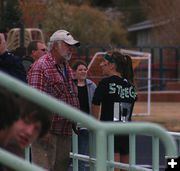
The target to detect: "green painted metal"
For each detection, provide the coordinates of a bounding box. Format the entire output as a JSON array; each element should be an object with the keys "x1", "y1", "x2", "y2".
[
  {"x1": 72, "y1": 131, "x2": 78, "y2": 171},
  {"x1": 96, "y1": 130, "x2": 107, "y2": 171},
  {"x1": 107, "y1": 134, "x2": 114, "y2": 171},
  {"x1": 152, "y1": 136, "x2": 159, "y2": 171},
  {"x1": 0, "y1": 72, "x2": 178, "y2": 171},
  {"x1": 89, "y1": 131, "x2": 96, "y2": 171},
  {"x1": 102, "y1": 122, "x2": 177, "y2": 156},
  {"x1": 129, "y1": 134, "x2": 136, "y2": 167},
  {"x1": 0, "y1": 148, "x2": 44, "y2": 171},
  {"x1": 25, "y1": 146, "x2": 31, "y2": 162}
]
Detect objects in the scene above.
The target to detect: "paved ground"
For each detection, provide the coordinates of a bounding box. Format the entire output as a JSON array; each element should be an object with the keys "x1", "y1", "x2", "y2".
[
  {"x1": 133, "y1": 102, "x2": 180, "y2": 170},
  {"x1": 133, "y1": 102, "x2": 180, "y2": 132},
  {"x1": 136, "y1": 135, "x2": 168, "y2": 171}
]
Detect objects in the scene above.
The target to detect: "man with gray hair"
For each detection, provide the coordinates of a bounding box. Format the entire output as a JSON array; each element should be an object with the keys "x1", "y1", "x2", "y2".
[{"x1": 28, "y1": 30, "x2": 80, "y2": 171}]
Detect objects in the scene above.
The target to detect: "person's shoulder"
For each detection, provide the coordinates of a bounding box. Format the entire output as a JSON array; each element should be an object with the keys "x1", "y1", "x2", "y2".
[
  {"x1": 0, "y1": 51, "x2": 19, "y2": 61},
  {"x1": 101, "y1": 76, "x2": 112, "y2": 83},
  {"x1": 22, "y1": 56, "x2": 33, "y2": 63},
  {"x1": 86, "y1": 79, "x2": 96, "y2": 85},
  {"x1": 110, "y1": 76, "x2": 131, "y2": 85},
  {"x1": 97, "y1": 77, "x2": 110, "y2": 87},
  {"x1": 1, "y1": 52, "x2": 25, "y2": 68},
  {"x1": 86, "y1": 79, "x2": 97, "y2": 88},
  {"x1": 121, "y1": 78, "x2": 136, "y2": 89},
  {"x1": 31, "y1": 54, "x2": 50, "y2": 69},
  {"x1": 122, "y1": 78, "x2": 132, "y2": 85}
]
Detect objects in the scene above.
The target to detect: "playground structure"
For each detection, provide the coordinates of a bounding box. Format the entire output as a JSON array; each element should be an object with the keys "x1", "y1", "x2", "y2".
[{"x1": 6, "y1": 28, "x2": 45, "y2": 51}]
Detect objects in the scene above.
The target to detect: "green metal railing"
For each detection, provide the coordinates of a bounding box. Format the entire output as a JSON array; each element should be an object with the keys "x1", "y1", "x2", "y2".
[
  {"x1": 0, "y1": 148, "x2": 44, "y2": 171},
  {"x1": 0, "y1": 72, "x2": 178, "y2": 171}
]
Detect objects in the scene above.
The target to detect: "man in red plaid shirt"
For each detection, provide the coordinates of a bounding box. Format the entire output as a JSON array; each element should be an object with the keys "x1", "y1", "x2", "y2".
[{"x1": 28, "y1": 30, "x2": 80, "y2": 171}]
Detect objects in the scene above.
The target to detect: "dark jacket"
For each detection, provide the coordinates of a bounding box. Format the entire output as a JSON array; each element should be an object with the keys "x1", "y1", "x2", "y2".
[
  {"x1": 22, "y1": 56, "x2": 34, "y2": 73},
  {"x1": 0, "y1": 51, "x2": 26, "y2": 82}
]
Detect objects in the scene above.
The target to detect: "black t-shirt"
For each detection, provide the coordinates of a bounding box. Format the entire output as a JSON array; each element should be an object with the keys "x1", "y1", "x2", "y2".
[
  {"x1": 92, "y1": 75, "x2": 137, "y2": 122},
  {"x1": 78, "y1": 85, "x2": 90, "y2": 113}
]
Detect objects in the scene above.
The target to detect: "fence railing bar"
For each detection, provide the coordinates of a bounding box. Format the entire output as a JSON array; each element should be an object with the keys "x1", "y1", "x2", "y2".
[
  {"x1": 0, "y1": 72, "x2": 178, "y2": 171},
  {"x1": 0, "y1": 148, "x2": 45, "y2": 171}
]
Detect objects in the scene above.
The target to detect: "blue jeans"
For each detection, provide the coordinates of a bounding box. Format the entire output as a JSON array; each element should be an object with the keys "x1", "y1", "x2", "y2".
[{"x1": 78, "y1": 129, "x2": 89, "y2": 171}]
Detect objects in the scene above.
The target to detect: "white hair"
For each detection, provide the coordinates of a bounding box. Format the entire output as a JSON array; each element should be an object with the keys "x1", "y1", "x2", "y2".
[{"x1": 47, "y1": 40, "x2": 63, "y2": 52}]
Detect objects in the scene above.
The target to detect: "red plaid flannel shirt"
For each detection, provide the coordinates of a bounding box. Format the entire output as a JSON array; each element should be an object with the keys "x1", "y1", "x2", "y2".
[{"x1": 27, "y1": 53, "x2": 79, "y2": 135}]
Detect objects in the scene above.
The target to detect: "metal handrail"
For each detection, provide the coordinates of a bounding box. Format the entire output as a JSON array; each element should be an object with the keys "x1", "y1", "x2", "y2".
[
  {"x1": 0, "y1": 148, "x2": 44, "y2": 171},
  {"x1": 0, "y1": 72, "x2": 178, "y2": 171}
]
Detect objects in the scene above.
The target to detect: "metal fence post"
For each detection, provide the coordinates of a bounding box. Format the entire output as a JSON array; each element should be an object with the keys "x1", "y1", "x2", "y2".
[
  {"x1": 96, "y1": 130, "x2": 107, "y2": 171},
  {"x1": 72, "y1": 131, "x2": 78, "y2": 171},
  {"x1": 129, "y1": 134, "x2": 136, "y2": 167},
  {"x1": 159, "y1": 48, "x2": 164, "y2": 90},
  {"x1": 107, "y1": 134, "x2": 114, "y2": 171},
  {"x1": 152, "y1": 136, "x2": 159, "y2": 171}
]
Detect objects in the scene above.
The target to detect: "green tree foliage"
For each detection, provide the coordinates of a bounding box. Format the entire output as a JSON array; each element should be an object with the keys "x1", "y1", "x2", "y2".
[
  {"x1": 43, "y1": 1, "x2": 129, "y2": 46},
  {"x1": 112, "y1": 0, "x2": 147, "y2": 25},
  {"x1": 90, "y1": 0, "x2": 114, "y2": 7},
  {"x1": 140, "y1": 0, "x2": 180, "y2": 45},
  {"x1": 3, "y1": 0, "x2": 22, "y2": 31},
  {"x1": 72, "y1": 0, "x2": 147, "y2": 25},
  {"x1": 0, "y1": 0, "x2": 5, "y2": 31}
]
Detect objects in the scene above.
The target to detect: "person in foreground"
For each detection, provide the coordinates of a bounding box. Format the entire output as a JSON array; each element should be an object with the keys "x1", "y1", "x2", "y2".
[
  {"x1": 0, "y1": 87, "x2": 51, "y2": 170},
  {"x1": 28, "y1": 29, "x2": 80, "y2": 171},
  {"x1": 72, "y1": 60, "x2": 96, "y2": 171},
  {"x1": 92, "y1": 50, "x2": 137, "y2": 171}
]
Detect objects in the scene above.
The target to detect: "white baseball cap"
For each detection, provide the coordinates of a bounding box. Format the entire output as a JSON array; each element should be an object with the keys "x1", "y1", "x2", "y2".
[{"x1": 50, "y1": 30, "x2": 80, "y2": 46}]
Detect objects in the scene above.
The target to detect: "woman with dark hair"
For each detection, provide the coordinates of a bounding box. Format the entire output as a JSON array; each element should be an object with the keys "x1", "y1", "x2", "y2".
[
  {"x1": 92, "y1": 50, "x2": 137, "y2": 171},
  {"x1": 72, "y1": 60, "x2": 96, "y2": 171}
]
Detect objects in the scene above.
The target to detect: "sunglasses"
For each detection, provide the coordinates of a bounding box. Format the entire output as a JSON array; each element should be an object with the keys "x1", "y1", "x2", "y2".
[{"x1": 103, "y1": 54, "x2": 115, "y2": 63}]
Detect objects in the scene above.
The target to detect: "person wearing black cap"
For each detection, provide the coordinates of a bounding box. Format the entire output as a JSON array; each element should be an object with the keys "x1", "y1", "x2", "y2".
[
  {"x1": 92, "y1": 49, "x2": 137, "y2": 171},
  {"x1": 28, "y1": 30, "x2": 80, "y2": 171}
]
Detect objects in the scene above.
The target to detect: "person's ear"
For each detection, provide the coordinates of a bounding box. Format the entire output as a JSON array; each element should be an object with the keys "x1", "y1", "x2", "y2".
[
  {"x1": 51, "y1": 42, "x2": 57, "y2": 50},
  {"x1": 31, "y1": 50, "x2": 37, "y2": 57}
]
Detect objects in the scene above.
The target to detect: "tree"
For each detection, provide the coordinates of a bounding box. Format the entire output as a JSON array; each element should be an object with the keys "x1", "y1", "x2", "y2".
[
  {"x1": 0, "y1": 0, "x2": 5, "y2": 31},
  {"x1": 140, "y1": 0, "x2": 180, "y2": 45},
  {"x1": 84, "y1": 0, "x2": 147, "y2": 25},
  {"x1": 3, "y1": 0, "x2": 22, "y2": 31},
  {"x1": 64, "y1": 0, "x2": 114, "y2": 7},
  {"x1": 19, "y1": 0, "x2": 47, "y2": 28},
  {"x1": 43, "y1": 0, "x2": 129, "y2": 46},
  {"x1": 90, "y1": 0, "x2": 114, "y2": 7},
  {"x1": 112, "y1": 0, "x2": 147, "y2": 25}
]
